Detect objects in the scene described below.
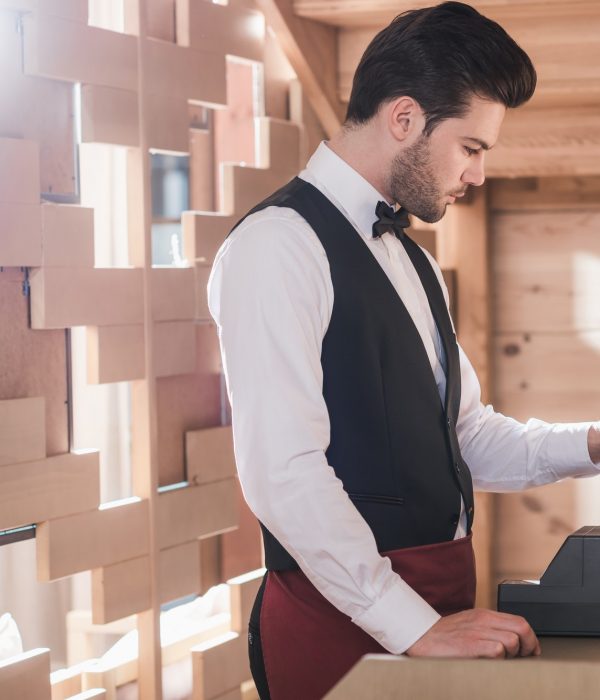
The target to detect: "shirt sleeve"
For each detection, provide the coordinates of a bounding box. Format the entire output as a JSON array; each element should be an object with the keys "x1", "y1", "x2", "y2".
[
  {"x1": 422, "y1": 249, "x2": 600, "y2": 490},
  {"x1": 208, "y1": 208, "x2": 440, "y2": 653}
]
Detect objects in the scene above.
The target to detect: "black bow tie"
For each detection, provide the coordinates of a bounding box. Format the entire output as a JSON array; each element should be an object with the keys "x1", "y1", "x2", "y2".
[{"x1": 372, "y1": 201, "x2": 411, "y2": 240}]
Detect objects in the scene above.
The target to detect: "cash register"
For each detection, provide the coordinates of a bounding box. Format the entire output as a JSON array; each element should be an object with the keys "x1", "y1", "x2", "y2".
[{"x1": 498, "y1": 526, "x2": 600, "y2": 635}]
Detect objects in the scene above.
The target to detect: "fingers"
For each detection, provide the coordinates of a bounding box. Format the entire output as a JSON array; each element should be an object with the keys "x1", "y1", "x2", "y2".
[
  {"x1": 478, "y1": 610, "x2": 540, "y2": 657},
  {"x1": 480, "y1": 629, "x2": 521, "y2": 658}
]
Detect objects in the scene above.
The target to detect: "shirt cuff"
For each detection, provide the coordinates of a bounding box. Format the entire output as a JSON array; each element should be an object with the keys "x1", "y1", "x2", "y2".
[
  {"x1": 538, "y1": 421, "x2": 600, "y2": 475},
  {"x1": 351, "y1": 577, "x2": 440, "y2": 654}
]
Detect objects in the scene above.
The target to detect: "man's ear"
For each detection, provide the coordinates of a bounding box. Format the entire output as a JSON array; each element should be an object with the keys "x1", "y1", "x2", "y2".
[{"x1": 387, "y1": 96, "x2": 425, "y2": 143}]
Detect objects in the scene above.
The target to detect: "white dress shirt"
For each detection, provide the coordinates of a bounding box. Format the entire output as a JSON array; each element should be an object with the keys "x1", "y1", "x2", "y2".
[{"x1": 208, "y1": 141, "x2": 599, "y2": 654}]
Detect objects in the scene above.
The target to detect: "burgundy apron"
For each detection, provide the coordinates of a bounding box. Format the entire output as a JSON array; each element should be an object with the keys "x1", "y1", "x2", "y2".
[{"x1": 260, "y1": 534, "x2": 476, "y2": 700}]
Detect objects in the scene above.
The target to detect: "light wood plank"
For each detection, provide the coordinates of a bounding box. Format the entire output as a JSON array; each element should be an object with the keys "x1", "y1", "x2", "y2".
[
  {"x1": 81, "y1": 85, "x2": 139, "y2": 147},
  {"x1": 0, "y1": 396, "x2": 45, "y2": 467},
  {"x1": 490, "y1": 177, "x2": 600, "y2": 212},
  {"x1": 176, "y1": 0, "x2": 264, "y2": 62},
  {"x1": 145, "y1": 93, "x2": 189, "y2": 154},
  {"x1": 0, "y1": 648, "x2": 51, "y2": 700},
  {"x1": 192, "y1": 632, "x2": 249, "y2": 700},
  {"x1": 42, "y1": 203, "x2": 95, "y2": 268},
  {"x1": 157, "y1": 479, "x2": 238, "y2": 550},
  {"x1": 29, "y1": 267, "x2": 144, "y2": 329},
  {"x1": 257, "y1": 117, "x2": 301, "y2": 173},
  {"x1": 151, "y1": 267, "x2": 196, "y2": 322},
  {"x1": 86, "y1": 324, "x2": 145, "y2": 384},
  {"x1": 22, "y1": 14, "x2": 137, "y2": 91},
  {"x1": 143, "y1": 38, "x2": 226, "y2": 107},
  {"x1": 0, "y1": 137, "x2": 40, "y2": 203},
  {"x1": 63, "y1": 690, "x2": 106, "y2": 700},
  {"x1": 0, "y1": 449, "x2": 99, "y2": 530},
  {"x1": 36, "y1": 498, "x2": 149, "y2": 581},
  {"x1": 0, "y1": 202, "x2": 42, "y2": 267},
  {"x1": 185, "y1": 426, "x2": 236, "y2": 486}
]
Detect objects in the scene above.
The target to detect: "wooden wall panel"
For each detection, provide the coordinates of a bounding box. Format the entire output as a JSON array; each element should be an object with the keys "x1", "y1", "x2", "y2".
[
  {"x1": 151, "y1": 267, "x2": 195, "y2": 322},
  {"x1": 0, "y1": 396, "x2": 45, "y2": 466},
  {"x1": 491, "y1": 177, "x2": 600, "y2": 585},
  {"x1": 0, "y1": 450, "x2": 100, "y2": 530},
  {"x1": 0, "y1": 137, "x2": 40, "y2": 203},
  {"x1": 191, "y1": 632, "x2": 248, "y2": 700},
  {"x1": 220, "y1": 480, "x2": 263, "y2": 583},
  {"x1": 182, "y1": 212, "x2": 236, "y2": 265}
]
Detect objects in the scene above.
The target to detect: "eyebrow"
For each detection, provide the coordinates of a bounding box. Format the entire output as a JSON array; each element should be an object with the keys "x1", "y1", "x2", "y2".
[{"x1": 463, "y1": 136, "x2": 493, "y2": 151}]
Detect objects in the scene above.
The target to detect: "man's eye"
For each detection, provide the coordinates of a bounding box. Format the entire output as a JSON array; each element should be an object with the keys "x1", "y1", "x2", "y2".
[{"x1": 464, "y1": 146, "x2": 480, "y2": 156}]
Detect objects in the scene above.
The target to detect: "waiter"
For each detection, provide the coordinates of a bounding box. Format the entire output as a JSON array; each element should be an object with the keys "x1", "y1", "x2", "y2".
[{"x1": 208, "y1": 2, "x2": 600, "y2": 698}]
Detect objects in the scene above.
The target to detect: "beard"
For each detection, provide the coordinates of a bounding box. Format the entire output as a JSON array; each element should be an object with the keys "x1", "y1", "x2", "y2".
[{"x1": 388, "y1": 134, "x2": 454, "y2": 224}]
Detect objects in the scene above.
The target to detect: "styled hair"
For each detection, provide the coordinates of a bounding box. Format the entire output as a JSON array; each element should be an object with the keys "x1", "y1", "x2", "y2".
[{"x1": 345, "y1": 1, "x2": 537, "y2": 134}]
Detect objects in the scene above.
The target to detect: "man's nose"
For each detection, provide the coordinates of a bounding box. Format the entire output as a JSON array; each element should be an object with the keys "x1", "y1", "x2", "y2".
[{"x1": 463, "y1": 156, "x2": 486, "y2": 187}]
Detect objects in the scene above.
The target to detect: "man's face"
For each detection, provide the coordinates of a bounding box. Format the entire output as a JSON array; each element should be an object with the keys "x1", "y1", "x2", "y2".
[{"x1": 388, "y1": 96, "x2": 506, "y2": 222}]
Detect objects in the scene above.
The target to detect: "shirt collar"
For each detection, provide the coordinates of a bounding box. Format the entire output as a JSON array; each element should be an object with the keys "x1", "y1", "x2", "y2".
[{"x1": 301, "y1": 141, "x2": 392, "y2": 240}]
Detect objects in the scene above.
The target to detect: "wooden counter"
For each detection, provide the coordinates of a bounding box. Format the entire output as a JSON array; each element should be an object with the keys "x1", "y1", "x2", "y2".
[{"x1": 325, "y1": 638, "x2": 600, "y2": 699}]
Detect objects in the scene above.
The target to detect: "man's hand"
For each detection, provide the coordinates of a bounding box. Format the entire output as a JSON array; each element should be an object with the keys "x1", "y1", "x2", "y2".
[
  {"x1": 588, "y1": 424, "x2": 600, "y2": 464},
  {"x1": 405, "y1": 608, "x2": 541, "y2": 659}
]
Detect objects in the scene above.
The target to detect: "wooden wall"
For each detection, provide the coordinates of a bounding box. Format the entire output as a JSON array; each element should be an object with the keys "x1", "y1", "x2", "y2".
[{"x1": 490, "y1": 177, "x2": 600, "y2": 585}]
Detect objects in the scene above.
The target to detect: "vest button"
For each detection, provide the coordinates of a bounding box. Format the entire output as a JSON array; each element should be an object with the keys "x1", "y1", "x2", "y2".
[
  {"x1": 455, "y1": 461, "x2": 461, "y2": 473},
  {"x1": 451, "y1": 515, "x2": 459, "y2": 526}
]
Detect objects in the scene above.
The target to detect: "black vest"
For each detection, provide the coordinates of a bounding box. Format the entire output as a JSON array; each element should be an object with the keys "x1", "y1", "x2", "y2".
[{"x1": 233, "y1": 177, "x2": 474, "y2": 570}]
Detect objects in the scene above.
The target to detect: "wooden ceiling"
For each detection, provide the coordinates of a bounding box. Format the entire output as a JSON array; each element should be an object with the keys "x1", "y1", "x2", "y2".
[{"x1": 293, "y1": 0, "x2": 600, "y2": 28}]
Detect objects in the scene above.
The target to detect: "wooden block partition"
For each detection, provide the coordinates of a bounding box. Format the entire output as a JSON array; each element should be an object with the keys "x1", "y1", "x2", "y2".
[{"x1": 0, "y1": 648, "x2": 51, "y2": 699}]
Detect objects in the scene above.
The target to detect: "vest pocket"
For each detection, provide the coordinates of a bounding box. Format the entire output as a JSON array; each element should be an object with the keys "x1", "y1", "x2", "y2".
[{"x1": 347, "y1": 492, "x2": 405, "y2": 506}]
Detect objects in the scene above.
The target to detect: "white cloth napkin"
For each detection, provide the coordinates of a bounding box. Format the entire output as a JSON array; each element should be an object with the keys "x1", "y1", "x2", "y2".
[{"x1": 0, "y1": 613, "x2": 23, "y2": 661}]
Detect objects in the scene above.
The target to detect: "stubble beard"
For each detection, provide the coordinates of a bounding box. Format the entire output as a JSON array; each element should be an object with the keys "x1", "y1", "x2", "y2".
[{"x1": 388, "y1": 134, "x2": 448, "y2": 224}]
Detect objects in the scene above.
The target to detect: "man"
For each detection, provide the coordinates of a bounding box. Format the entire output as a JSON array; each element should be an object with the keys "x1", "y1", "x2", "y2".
[{"x1": 208, "y1": 2, "x2": 600, "y2": 698}]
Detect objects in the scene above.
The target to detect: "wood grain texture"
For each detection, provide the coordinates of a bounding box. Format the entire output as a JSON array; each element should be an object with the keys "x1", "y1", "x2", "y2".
[
  {"x1": 185, "y1": 426, "x2": 236, "y2": 486},
  {"x1": 153, "y1": 321, "x2": 197, "y2": 378},
  {"x1": 0, "y1": 449, "x2": 99, "y2": 530},
  {"x1": 36, "y1": 498, "x2": 149, "y2": 581}
]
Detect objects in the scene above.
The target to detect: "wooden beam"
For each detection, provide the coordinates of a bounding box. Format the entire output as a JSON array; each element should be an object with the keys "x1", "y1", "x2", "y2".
[
  {"x1": 0, "y1": 396, "x2": 45, "y2": 467},
  {"x1": 42, "y1": 203, "x2": 95, "y2": 268},
  {"x1": 0, "y1": 648, "x2": 51, "y2": 700},
  {"x1": 91, "y1": 541, "x2": 202, "y2": 624},
  {"x1": 254, "y1": 0, "x2": 344, "y2": 138},
  {"x1": 176, "y1": 0, "x2": 265, "y2": 63},
  {"x1": 22, "y1": 13, "x2": 137, "y2": 91},
  {"x1": 29, "y1": 267, "x2": 144, "y2": 329},
  {"x1": 0, "y1": 449, "x2": 100, "y2": 530},
  {"x1": 157, "y1": 479, "x2": 239, "y2": 550},
  {"x1": 185, "y1": 426, "x2": 237, "y2": 486},
  {"x1": 191, "y1": 632, "x2": 249, "y2": 700},
  {"x1": 228, "y1": 569, "x2": 264, "y2": 635},
  {"x1": 81, "y1": 85, "x2": 139, "y2": 147},
  {"x1": 36, "y1": 498, "x2": 149, "y2": 581},
  {"x1": 182, "y1": 212, "x2": 236, "y2": 265},
  {"x1": 86, "y1": 324, "x2": 145, "y2": 384}
]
